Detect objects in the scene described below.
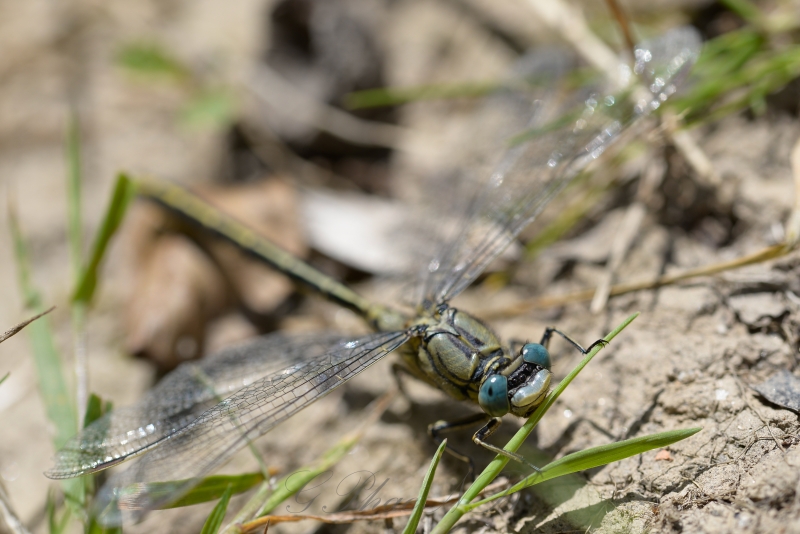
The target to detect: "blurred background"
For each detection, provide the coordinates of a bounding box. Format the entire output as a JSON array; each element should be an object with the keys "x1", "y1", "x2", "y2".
[{"x1": 3, "y1": 0, "x2": 800, "y2": 532}]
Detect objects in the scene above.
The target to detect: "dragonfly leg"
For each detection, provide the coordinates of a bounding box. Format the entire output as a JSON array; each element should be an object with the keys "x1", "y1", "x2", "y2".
[
  {"x1": 473, "y1": 418, "x2": 542, "y2": 473},
  {"x1": 508, "y1": 338, "x2": 526, "y2": 354},
  {"x1": 540, "y1": 328, "x2": 607, "y2": 354},
  {"x1": 428, "y1": 412, "x2": 491, "y2": 479},
  {"x1": 391, "y1": 363, "x2": 417, "y2": 402}
]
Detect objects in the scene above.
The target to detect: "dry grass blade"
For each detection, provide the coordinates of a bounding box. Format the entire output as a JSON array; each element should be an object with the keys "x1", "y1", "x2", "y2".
[
  {"x1": 0, "y1": 479, "x2": 31, "y2": 534},
  {"x1": 589, "y1": 203, "x2": 645, "y2": 313},
  {"x1": 0, "y1": 307, "x2": 54, "y2": 345},
  {"x1": 491, "y1": 243, "x2": 790, "y2": 317},
  {"x1": 784, "y1": 136, "x2": 800, "y2": 248},
  {"x1": 490, "y1": 131, "x2": 800, "y2": 319},
  {"x1": 666, "y1": 116, "x2": 722, "y2": 187},
  {"x1": 8, "y1": 202, "x2": 78, "y2": 450},
  {"x1": 238, "y1": 480, "x2": 512, "y2": 533},
  {"x1": 522, "y1": 0, "x2": 619, "y2": 80},
  {"x1": 491, "y1": 133, "x2": 800, "y2": 317},
  {"x1": 603, "y1": 0, "x2": 636, "y2": 55},
  {"x1": 241, "y1": 506, "x2": 421, "y2": 530}
]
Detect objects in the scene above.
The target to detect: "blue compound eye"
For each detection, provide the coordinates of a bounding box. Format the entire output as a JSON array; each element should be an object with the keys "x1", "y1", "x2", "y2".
[
  {"x1": 478, "y1": 375, "x2": 510, "y2": 417},
  {"x1": 521, "y1": 343, "x2": 551, "y2": 370}
]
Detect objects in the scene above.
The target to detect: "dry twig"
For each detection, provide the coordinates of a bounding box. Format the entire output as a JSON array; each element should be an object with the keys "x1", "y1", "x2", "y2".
[{"x1": 0, "y1": 307, "x2": 55, "y2": 345}]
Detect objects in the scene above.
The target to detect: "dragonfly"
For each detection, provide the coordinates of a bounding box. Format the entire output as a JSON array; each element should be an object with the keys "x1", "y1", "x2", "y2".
[{"x1": 45, "y1": 27, "x2": 700, "y2": 525}]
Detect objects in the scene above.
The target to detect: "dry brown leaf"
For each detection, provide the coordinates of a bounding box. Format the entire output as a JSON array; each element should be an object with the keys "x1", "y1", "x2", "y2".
[{"x1": 125, "y1": 233, "x2": 230, "y2": 371}]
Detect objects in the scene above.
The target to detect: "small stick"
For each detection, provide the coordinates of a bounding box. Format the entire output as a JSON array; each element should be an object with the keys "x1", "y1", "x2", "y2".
[
  {"x1": 0, "y1": 307, "x2": 55, "y2": 345},
  {"x1": 487, "y1": 243, "x2": 790, "y2": 318},
  {"x1": 603, "y1": 0, "x2": 636, "y2": 57}
]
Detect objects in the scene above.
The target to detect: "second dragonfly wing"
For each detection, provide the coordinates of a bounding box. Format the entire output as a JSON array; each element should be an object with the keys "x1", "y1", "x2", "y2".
[
  {"x1": 47, "y1": 332, "x2": 389, "y2": 478},
  {"x1": 89, "y1": 330, "x2": 411, "y2": 525},
  {"x1": 422, "y1": 27, "x2": 701, "y2": 306}
]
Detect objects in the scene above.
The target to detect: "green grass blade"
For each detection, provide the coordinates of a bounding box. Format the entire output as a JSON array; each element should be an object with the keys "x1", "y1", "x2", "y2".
[
  {"x1": 66, "y1": 110, "x2": 83, "y2": 284},
  {"x1": 468, "y1": 427, "x2": 702, "y2": 510},
  {"x1": 667, "y1": 28, "x2": 800, "y2": 126},
  {"x1": 255, "y1": 430, "x2": 364, "y2": 517},
  {"x1": 218, "y1": 427, "x2": 372, "y2": 533},
  {"x1": 719, "y1": 0, "x2": 767, "y2": 29},
  {"x1": 402, "y1": 439, "x2": 447, "y2": 534},
  {"x1": 58, "y1": 504, "x2": 75, "y2": 533},
  {"x1": 87, "y1": 515, "x2": 122, "y2": 534},
  {"x1": 222, "y1": 482, "x2": 271, "y2": 534},
  {"x1": 344, "y1": 69, "x2": 595, "y2": 110},
  {"x1": 116, "y1": 43, "x2": 189, "y2": 81},
  {"x1": 80, "y1": 393, "x2": 109, "y2": 500},
  {"x1": 158, "y1": 473, "x2": 264, "y2": 509},
  {"x1": 531, "y1": 312, "x2": 639, "y2": 425},
  {"x1": 180, "y1": 90, "x2": 236, "y2": 129},
  {"x1": 431, "y1": 314, "x2": 638, "y2": 534},
  {"x1": 9, "y1": 206, "x2": 42, "y2": 310},
  {"x1": 9, "y1": 201, "x2": 84, "y2": 518},
  {"x1": 65, "y1": 110, "x2": 90, "y2": 416},
  {"x1": 0, "y1": 373, "x2": 8, "y2": 387},
  {"x1": 478, "y1": 314, "x2": 637, "y2": 491},
  {"x1": 46, "y1": 488, "x2": 57, "y2": 534},
  {"x1": 345, "y1": 81, "x2": 498, "y2": 109},
  {"x1": 8, "y1": 205, "x2": 77, "y2": 448},
  {"x1": 47, "y1": 488, "x2": 71, "y2": 534},
  {"x1": 219, "y1": 392, "x2": 395, "y2": 532},
  {"x1": 72, "y1": 173, "x2": 137, "y2": 305},
  {"x1": 82, "y1": 393, "x2": 104, "y2": 428},
  {"x1": 200, "y1": 486, "x2": 233, "y2": 534}
]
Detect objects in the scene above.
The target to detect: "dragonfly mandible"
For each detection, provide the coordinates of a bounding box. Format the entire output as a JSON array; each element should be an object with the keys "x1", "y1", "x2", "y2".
[{"x1": 45, "y1": 27, "x2": 700, "y2": 525}]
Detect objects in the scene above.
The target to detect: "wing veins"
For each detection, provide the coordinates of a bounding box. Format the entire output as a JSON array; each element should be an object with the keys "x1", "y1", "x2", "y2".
[{"x1": 93, "y1": 330, "x2": 410, "y2": 524}]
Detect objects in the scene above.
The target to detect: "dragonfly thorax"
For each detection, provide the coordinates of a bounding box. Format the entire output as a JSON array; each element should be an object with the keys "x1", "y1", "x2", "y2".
[{"x1": 403, "y1": 306, "x2": 551, "y2": 418}]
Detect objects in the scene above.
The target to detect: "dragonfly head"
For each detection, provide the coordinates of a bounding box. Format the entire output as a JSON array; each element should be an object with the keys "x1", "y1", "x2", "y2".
[{"x1": 479, "y1": 342, "x2": 552, "y2": 418}]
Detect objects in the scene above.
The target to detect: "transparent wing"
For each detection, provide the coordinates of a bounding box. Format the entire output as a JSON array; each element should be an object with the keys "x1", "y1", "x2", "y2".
[
  {"x1": 46, "y1": 333, "x2": 354, "y2": 479},
  {"x1": 422, "y1": 27, "x2": 701, "y2": 305},
  {"x1": 92, "y1": 330, "x2": 411, "y2": 525}
]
